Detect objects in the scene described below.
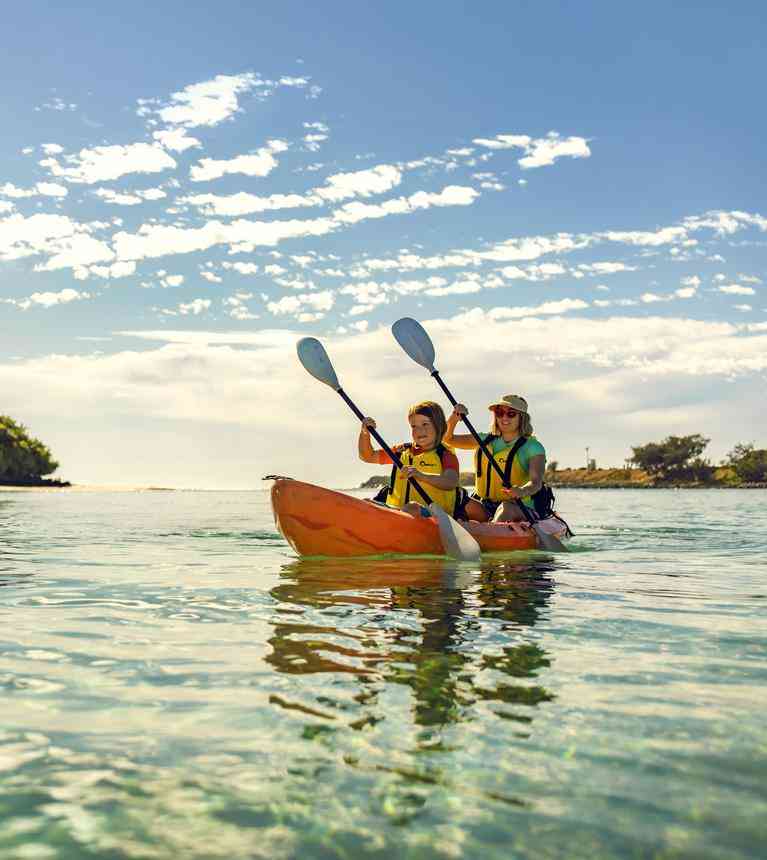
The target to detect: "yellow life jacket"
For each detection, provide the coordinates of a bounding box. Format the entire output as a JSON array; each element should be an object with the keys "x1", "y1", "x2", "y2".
[
  {"x1": 386, "y1": 443, "x2": 458, "y2": 515},
  {"x1": 474, "y1": 435, "x2": 535, "y2": 504}
]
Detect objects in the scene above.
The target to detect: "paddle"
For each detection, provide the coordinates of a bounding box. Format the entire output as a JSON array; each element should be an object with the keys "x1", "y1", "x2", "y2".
[
  {"x1": 296, "y1": 336, "x2": 481, "y2": 562},
  {"x1": 391, "y1": 317, "x2": 567, "y2": 553}
]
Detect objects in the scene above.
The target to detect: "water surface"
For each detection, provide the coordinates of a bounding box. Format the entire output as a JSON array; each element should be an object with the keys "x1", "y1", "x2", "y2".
[{"x1": 0, "y1": 488, "x2": 765, "y2": 858}]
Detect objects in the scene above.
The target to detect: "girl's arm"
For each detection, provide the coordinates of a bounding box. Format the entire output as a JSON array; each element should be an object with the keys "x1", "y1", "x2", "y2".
[
  {"x1": 403, "y1": 466, "x2": 459, "y2": 490},
  {"x1": 443, "y1": 403, "x2": 479, "y2": 450},
  {"x1": 358, "y1": 418, "x2": 380, "y2": 464},
  {"x1": 401, "y1": 449, "x2": 459, "y2": 490}
]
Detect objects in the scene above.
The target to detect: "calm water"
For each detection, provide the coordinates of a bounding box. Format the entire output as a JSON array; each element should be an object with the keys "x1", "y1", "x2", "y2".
[{"x1": 0, "y1": 487, "x2": 765, "y2": 859}]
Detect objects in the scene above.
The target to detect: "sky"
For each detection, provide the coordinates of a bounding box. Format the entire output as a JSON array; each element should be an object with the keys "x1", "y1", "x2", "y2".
[{"x1": 1, "y1": 1, "x2": 765, "y2": 488}]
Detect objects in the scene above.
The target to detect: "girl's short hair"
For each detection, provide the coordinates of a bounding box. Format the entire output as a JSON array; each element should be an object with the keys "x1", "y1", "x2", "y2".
[
  {"x1": 408, "y1": 400, "x2": 447, "y2": 445},
  {"x1": 490, "y1": 409, "x2": 534, "y2": 437}
]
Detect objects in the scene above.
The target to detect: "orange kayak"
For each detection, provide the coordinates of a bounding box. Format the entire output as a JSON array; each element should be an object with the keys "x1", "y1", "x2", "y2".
[{"x1": 270, "y1": 478, "x2": 552, "y2": 557}]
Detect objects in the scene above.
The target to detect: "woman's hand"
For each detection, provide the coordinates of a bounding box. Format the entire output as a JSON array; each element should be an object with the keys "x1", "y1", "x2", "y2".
[
  {"x1": 449, "y1": 403, "x2": 468, "y2": 423},
  {"x1": 361, "y1": 417, "x2": 376, "y2": 433}
]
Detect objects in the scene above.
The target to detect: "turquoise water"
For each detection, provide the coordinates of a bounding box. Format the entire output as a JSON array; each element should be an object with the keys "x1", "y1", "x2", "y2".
[{"x1": 0, "y1": 487, "x2": 765, "y2": 859}]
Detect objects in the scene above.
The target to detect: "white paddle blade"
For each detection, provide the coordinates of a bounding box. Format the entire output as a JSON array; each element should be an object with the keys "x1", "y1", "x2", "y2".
[
  {"x1": 296, "y1": 337, "x2": 340, "y2": 390},
  {"x1": 392, "y1": 317, "x2": 436, "y2": 372},
  {"x1": 429, "y1": 503, "x2": 482, "y2": 562},
  {"x1": 532, "y1": 522, "x2": 568, "y2": 553}
]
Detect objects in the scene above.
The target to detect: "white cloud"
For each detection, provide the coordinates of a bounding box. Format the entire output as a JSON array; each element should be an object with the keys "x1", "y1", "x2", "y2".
[
  {"x1": 189, "y1": 139, "x2": 288, "y2": 182},
  {"x1": 0, "y1": 213, "x2": 97, "y2": 262},
  {"x1": 200, "y1": 271, "x2": 222, "y2": 283},
  {"x1": 180, "y1": 164, "x2": 402, "y2": 216},
  {"x1": 267, "y1": 289, "x2": 334, "y2": 319},
  {"x1": 74, "y1": 261, "x2": 137, "y2": 280},
  {"x1": 488, "y1": 298, "x2": 590, "y2": 319},
  {"x1": 110, "y1": 183, "x2": 479, "y2": 267},
  {"x1": 33, "y1": 234, "x2": 116, "y2": 272},
  {"x1": 601, "y1": 226, "x2": 688, "y2": 247},
  {"x1": 718, "y1": 284, "x2": 755, "y2": 295},
  {"x1": 518, "y1": 135, "x2": 591, "y2": 169},
  {"x1": 40, "y1": 143, "x2": 177, "y2": 184},
  {"x1": 6, "y1": 288, "x2": 90, "y2": 310},
  {"x1": 41, "y1": 143, "x2": 64, "y2": 155},
  {"x1": 472, "y1": 132, "x2": 591, "y2": 169},
  {"x1": 315, "y1": 165, "x2": 402, "y2": 202},
  {"x1": 161, "y1": 274, "x2": 185, "y2": 288},
  {"x1": 0, "y1": 181, "x2": 68, "y2": 198},
  {"x1": 222, "y1": 262, "x2": 259, "y2": 275},
  {"x1": 152, "y1": 129, "x2": 202, "y2": 152},
  {"x1": 425, "y1": 280, "x2": 483, "y2": 296},
  {"x1": 332, "y1": 185, "x2": 478, "y2": 225},
  {"x1": 178, "y1": 298, "x2": 211, "y2": 315},
  {"x1": 150, "y1": 73, "x2": 261, "y2": 128}
]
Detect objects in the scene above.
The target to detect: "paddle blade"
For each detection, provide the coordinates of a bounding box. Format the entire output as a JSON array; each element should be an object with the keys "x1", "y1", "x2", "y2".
[
  {"x1": 392, "y1": 317, "x2": 436, "y2": 372},
  {"x1": 428, "y1": 503, "x2": 482, "y2": 561},
  {"x1": 532, "y1": 522, "x2": 568, "y2": 553},
  {"x1": 296, "y1": 337, "x2": 340, "y2": 390}
]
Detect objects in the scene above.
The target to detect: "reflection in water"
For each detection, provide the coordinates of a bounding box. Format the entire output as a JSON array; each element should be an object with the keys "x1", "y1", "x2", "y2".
[{"x1": 268, "y1": 556, "x2": 556, "y2": 734}]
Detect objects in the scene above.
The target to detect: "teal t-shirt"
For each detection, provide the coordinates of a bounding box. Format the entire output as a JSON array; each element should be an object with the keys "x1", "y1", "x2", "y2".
[{"x1": 488, "y1": 435, "x2": 546, "y2": 473}]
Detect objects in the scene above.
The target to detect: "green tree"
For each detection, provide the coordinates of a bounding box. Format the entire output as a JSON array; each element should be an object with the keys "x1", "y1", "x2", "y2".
[
  {"x1": 630, "y1": 434, "x2": 713, "y2": 482},
  {"x1": 0, "y1": 416, "x2": 59, "y2": 482},
  {"x1": 727, "y1": 443, "x2": 767, "y2": 483}
]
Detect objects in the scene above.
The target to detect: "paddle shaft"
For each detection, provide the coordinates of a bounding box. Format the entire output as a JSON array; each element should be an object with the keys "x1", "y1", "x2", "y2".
[
  {"x1": 336, "y1": 387, "x2": 434, "y2": 506},
  {"x1": 430, "y1": 370, "x2": 537, "y2": 525}
]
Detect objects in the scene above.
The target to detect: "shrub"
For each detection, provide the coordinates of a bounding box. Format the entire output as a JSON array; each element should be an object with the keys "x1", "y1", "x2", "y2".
[
  {"x1": 727, "y1": 443, "x2": 767, "y2": 483},
  {"x1": 631, "y1": 434, "x2": 713, "y2": 482},
  {"x1": 0, "y1": 415, "x2": 59, "y2": 481}
]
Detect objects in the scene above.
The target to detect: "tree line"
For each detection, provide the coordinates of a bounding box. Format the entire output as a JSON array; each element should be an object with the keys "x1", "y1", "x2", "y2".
[
  {"x1": 630, "y1": 434, "x2": 767, "y2": 483},
  {"x1": 0, "y1": 415, "x2": 59, "y2": 482}
]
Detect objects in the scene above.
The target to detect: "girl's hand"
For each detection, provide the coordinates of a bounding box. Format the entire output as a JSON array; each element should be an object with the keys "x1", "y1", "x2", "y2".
[
  {"x1": 401, "y1": 465, "x2": 420, "y2": 479},
  {"x1": 501, "y1": 485, "x2": 523, "y2": 499},
  {"x1": 361, "y1": 417, "x2": 376, "y2": 433},
  {"x1": 450, "y1": 403, "x2": 468, "y2": 421}
]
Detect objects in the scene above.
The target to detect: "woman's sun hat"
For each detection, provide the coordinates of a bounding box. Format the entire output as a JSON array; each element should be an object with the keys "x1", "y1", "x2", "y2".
[{"x1": 487, "y1": 394, "x2": 528, "y2": 413}]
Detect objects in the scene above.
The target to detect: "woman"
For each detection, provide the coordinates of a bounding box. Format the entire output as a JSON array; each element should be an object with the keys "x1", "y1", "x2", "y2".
[
  {"x1": 358, "y1": 400, "x2": 463, "y2": 517},
  {"x1": 443, "y1": 394, "x2": 546, "y2": 523}
]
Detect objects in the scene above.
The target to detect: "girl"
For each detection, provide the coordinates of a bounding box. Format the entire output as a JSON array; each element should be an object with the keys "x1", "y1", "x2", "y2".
[
  {"x1": 358, "y1": 401, "x2": 464, "y2": 517},
  {"x1": 443, "y1": 394, "x2": 546, "y2": 523}
]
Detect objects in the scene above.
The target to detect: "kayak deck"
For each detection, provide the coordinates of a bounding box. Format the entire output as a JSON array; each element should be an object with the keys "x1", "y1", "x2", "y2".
[{"x1": 270, "y1": 479, "x2": 549, "y2": 557}]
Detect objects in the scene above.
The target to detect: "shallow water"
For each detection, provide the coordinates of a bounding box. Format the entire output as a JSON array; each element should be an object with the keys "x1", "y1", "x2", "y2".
[{"x1": 0, "y1": 487, "x2": 765, "y2": 859}]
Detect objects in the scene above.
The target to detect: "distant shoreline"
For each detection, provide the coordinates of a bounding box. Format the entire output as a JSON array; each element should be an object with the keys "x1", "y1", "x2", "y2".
[
  {"x1": 360, "y1": 467, "x2": 767, "y2": 491},
  {"x1": 0, "y1": 483, "x2": 176, "y2": 492}
]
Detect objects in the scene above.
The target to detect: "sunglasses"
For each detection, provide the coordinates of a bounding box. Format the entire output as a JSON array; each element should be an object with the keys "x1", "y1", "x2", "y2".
[{"x1": 494, "y1": 408, "x2": 519, "y2": 418}]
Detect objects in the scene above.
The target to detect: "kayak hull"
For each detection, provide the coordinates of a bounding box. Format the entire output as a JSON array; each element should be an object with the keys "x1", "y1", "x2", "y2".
[{"x1": 270, "y1": 479, "x2": 545, "y2": 557}]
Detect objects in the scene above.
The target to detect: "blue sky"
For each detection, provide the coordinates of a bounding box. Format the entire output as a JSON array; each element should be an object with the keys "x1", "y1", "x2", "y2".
[{"x1": 1, "y1": 1, "x2": 765, "y2": 487}]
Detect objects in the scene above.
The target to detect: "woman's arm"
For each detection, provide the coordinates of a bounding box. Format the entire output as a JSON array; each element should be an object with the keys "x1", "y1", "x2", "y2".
[
  {"x1": 502, "y1": 454, "x2": 545, "y2": 498},
  {"x1": 443, "y1": 404, "x2": 479, "y2": 450}
]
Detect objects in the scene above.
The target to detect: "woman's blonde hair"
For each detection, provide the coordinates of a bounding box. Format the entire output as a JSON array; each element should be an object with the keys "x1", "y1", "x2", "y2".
[
  {"x1": 408, "y1": 400, "x2": 447, "y2": 446},
  {"x1": 490, "y1": 408, "x2": 534, "y2": 437}
]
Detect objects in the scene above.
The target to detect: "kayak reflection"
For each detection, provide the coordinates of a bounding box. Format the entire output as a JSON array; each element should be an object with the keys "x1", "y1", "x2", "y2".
[{"x1": 267, "y1": 556, "x2": 556, "y2": 730}]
